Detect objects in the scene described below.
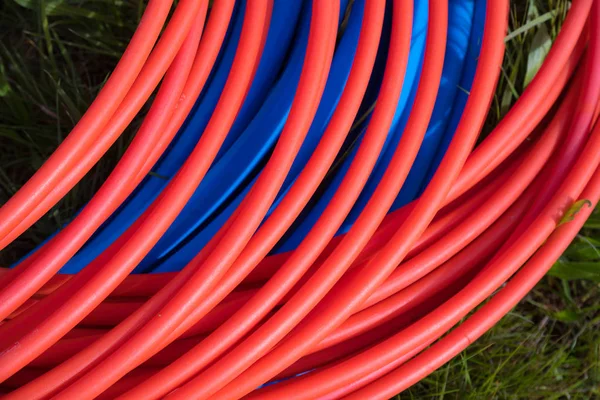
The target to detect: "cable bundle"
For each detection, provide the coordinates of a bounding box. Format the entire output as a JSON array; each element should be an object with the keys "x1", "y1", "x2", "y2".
[{"x1": 0, "y1": 0, "x2": 599, "y2": 398}]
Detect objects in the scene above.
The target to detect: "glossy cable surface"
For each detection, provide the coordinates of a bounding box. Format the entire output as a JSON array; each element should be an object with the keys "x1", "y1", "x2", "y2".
[{"x1": 1, "y1": 0, "x2": 598, "y2": 399}]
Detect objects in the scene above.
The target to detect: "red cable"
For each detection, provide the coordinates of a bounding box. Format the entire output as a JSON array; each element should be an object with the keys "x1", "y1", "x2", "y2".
[
  {"x1": 0, "y1": 0, "x2": 197, "y2": 246},
  {"x1": 49, "y1": 2, "x2": 336, "y2": 397},
  {"x1": 0, "y1": 0, "x2": 234, "y2": 350},
  {"x1": 258, "y1": 8, "x2": 600, "y2": 398},
  {"x1": 0, "y1": 1, "x2": 210, "y2": 324},
  {"x1": 0, "y1": 0, "x2": 263, "y2": 385},
  {"x1": 1, "y1": 1, "x2": 598, "y2": 398}
]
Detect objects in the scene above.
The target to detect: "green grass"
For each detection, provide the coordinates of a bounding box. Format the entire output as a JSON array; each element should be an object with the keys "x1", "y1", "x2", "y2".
[{"x1": 0, "y1": 1, "x2": 599, "y2": 398}]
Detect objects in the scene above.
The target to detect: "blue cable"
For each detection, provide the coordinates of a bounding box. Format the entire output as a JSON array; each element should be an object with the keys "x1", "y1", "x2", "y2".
[
  {"x1": 149, "y1": 0, "x2": 356, "y2": 272},
  {"x1": 58, "y1": 0, "x2": 303, "y2": 273},
  {"x1": 12, "y1": 0, "x2": 486, "y2": 274},
  {"x1": 275, "y1": 0, "x2": 481, "y2": 252}
]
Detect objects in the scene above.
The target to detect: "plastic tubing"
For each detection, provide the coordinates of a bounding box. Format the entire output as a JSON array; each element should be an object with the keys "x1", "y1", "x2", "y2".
[
  {"x1": 0, "y1": 32, "x2": 592, "y2": 400},
  {"x1": 2, "y1": 72, "x2": 584, "y2": 396},
  {"x1": 0, "y1": 1, "x2": 333, "y2": 397},
  {"x1": 153, "y1": 0, "x2": 444, "y2": 398},
  {"x1": 23, "y1": 82, "x2": 572, "y2": 376},
  {"x1": 0, "y1": 0, "x2": 203, "y2": 247},
  {"x1": 248, "y1": 4, "x2": 599, "y2": 398},
  {"x1": 490, "y1": 7, "x2": 600, "y2": 254},
  {"x1": 0, "y1": 2, "x2": 210, "y2": 324},
  {"x1": 9, "y1": 0, "x2": 338, "y2": 394},
  {"x1": 331, "y1": 69, "x2": 600, "y2": 400},
  {"x1": 0, "y1": 4, "x2": 219, "y2": 347},
  {"x1": 0, "y1": 145, "x2": 572, "y2": 388},
  {"x1": 1, "y1": 0, "x2": 598, "y2": 398},
  {"x1": 321, "y1": 74, "x2": 579, "y2": 332},
  {"x1": 344, "y1": 99, "x2": 600, "y2": 400},
  {"x1": 0, "y1": 0, "x2": 233, "y2": 324},
  {"x1": 6, "y1": 0, "x2": 243, "y2": 273},
  {"x1": 0, "y1": 1, "x2": 239, "y2": 349},
  {"x1": 46, "y1": 2, "x2": 338, "y2": 398},
  {"x1": 101, "y1": 1, "x2": 405, "y2": 397},
  {"x1": 0, "y1": 4, "x2": 245, "y2": 333},
  {"x1": 0, "y1": 3, "x2": 584, "y2": 354},
  {"x1": 250, "y1": 68, "x2": 583, "y2": 390},
  {"x1": 23, "y1": 0, "x2": 587, "y2": 298},
  {"x1": 180, "y1": 0, "x2": 504, "y2": 397},
  {"x1": 276, "y1": 0, "x2": 478, "y2": 253},
  {"x1": 0, "y1": 0, "x2": 266, "y2": 383},
  {"x1": 2, "y1": 24, "x2": 584, "y2": 301},
  {"x1": 55, "y1": 0, "x2": 304, "y2": 273},
  {"x1": 273, "y1": 0, "x2": 429, "y2": 253},
  {"x1": 351, "y1": 72, "x2": 583, "y2": 309},
  {"x1": 346, "y1": 159, "x2": 600, "y2": 399},
  {"x1": 0, "y1": 0, "x2": 219, "y2": 290},
  {"x1": 0, "y1": 36, "x2": 580, "y2": 332},
  {"x1": 3, "y1": 153, "x2": 512, "y2": 337},
  {"x1": 138, "y1": 0, "x2": 350, "y2": 272},
  {"x1": 109, "y1": 1, "x2": 408, "y2": 397},
  {"x1": 2, "y1": 153, "x2": 517, "y2": 337}
]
